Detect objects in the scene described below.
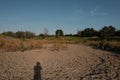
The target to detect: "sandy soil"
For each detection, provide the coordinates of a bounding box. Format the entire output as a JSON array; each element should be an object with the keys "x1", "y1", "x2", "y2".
[{"x1": 0, "y1": 44, "x2": 120, "y2": 80}]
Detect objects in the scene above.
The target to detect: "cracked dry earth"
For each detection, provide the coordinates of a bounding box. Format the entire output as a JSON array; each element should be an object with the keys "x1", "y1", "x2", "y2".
[{"x1": 0, "y1": 44, "x2": 120, "y2": 80}]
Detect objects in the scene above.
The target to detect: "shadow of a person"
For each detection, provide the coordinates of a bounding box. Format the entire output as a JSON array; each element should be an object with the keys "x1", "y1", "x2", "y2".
[{"x1": 33, "y1": 61, "x2": 42, "y2": 80}]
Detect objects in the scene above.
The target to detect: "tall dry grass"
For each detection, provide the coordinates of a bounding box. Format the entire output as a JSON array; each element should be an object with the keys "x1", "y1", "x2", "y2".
[
  {"x1": 0, "y1": 36, "x2": 43, "y2": 52},
  {"x1": 51, "y1": 42, "x2": 68, "y2": 51},
  {"x1": 0, "y1": 35, "x2": 120, "y2": 53},
  {"x1": 0, "y1": 36, "x2": 69, "y2": 52},
  {"x1": 87, "y1": 40, "x2": 120, "y2": 53},
  {"x1": 0, "y1": 36, "x2": 21, "y2": 51}
]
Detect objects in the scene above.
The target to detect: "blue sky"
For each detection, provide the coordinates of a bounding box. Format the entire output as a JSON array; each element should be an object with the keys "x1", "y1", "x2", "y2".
[{"x1": 0, "y1": 0, "x2": 120, "y2": 34}]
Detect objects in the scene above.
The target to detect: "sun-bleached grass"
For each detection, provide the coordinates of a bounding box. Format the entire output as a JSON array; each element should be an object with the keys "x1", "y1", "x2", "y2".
[
  {"x1": 0, "y1": 35, "x2": 120, "y2": 53},
  {"x1": 0, "y1": 36, "x2": 69, "y2": 52},
  {"x1": 0, "y1": 36, "x2": 43, "y2": 52},
  {"x1": 0, "y1": 36, "x2": 21, "y2": 51},
  {"x1": 51, "y1": 42, "x2": 68, "y2": 51},
  {"x1": 87, "y1": 40, "x2": 120, "y2": 53}
]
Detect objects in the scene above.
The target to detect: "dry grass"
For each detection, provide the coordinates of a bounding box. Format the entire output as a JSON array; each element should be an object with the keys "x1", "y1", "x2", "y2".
[
  {"x1": 0, "y1": 36, "x2": 21, "y2": 51},
  {"x1": 0, "y1": 35, "x2": 120, "y2": 53},
  {"x1": 0, "y1": 36, "x2": 68, "y2": 52},
  {"x1": 87, "y1": 40, "x2": 120, "y2": 53},
  {"x1": 51, "y1": 42, "x2": 68, "y2": 51},
  {"x1": 0, "y1": 36, "x2": 43, "y2": 52}
]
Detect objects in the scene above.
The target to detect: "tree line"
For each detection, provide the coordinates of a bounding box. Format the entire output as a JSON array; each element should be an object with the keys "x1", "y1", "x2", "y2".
[
  {"x1": 1, "y1": 31, "x2": 35, "y2": 39},
  {"x1": 77, "y1": 25, "x2": 120, "y2": 37},
  {"x1": 0, "y1": 25, "x2": 120, "y2": 38}
]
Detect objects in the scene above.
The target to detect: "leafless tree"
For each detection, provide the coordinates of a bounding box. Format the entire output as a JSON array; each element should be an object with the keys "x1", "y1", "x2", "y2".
[{"x1": 43, "y1": 28, "x2": 49, "y2": 38}]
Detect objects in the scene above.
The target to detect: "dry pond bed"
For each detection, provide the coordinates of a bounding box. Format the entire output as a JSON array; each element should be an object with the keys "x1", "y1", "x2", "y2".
[{"x1": 0, "y1": 44, "x2": 120, "y2": 80}]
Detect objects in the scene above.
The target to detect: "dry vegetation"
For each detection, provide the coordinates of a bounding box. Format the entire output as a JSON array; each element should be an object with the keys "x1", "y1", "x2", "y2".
[
  {"x1": 0, "y1": 35, "x2": 120, "y2": 53},
  {"x1": 0, "y1": 36, "x2": 69, "y2": 52},
  {"x1": 87, "y1": 40, "x2": 120, "y2": 52},
  {"x1": 0, "y1": 36, "x2": 21, "y2": 51},
  {"x1": 0, "y1": 35, "x2": 120, "y2": 80},
  {"x1": 86, "y1": 38, "x2": 120, "y2": 53},
  {"x1": 0, "y1": 36, "x2": 43, "y2": 52},
  {"x1": 0, "y1": 44, "x2": 120, "y2": 80}
]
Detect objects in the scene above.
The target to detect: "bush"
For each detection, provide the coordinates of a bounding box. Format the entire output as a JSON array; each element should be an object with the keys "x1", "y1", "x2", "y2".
[
  {"x1": 87, "y1": 40, "x2": 120, "y2": 53},
  {"x1": 99, "y1": 26, "x2": 115, "y2": 37}
]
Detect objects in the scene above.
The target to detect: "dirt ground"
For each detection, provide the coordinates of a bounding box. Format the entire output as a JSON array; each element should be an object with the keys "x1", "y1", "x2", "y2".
[{"x1": 0, "y1": 44, "x2": 120, "y2": 80}]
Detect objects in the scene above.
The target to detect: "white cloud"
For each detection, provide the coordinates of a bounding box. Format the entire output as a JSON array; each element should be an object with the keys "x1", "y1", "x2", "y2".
[
  {"x1": 90, "y1": 8, "x2": 108, "y2": 16},
  {"x1": 90, "y1": 8, "x2": 96, "y2": 16}
]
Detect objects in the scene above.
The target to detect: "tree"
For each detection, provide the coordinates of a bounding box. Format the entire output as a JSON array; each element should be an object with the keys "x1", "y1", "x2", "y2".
[
  {"x1": 15, "y1": 31, "x2": 35, "y2": 39},
  {"x1": 77, "y1": 30, "x2": 82, "y2": 36},
  {"x1": 25, "y1": 31, "x2": 35, "y2": 38},
  {"x1": 115, "y1": 30, "x2": 120, "y2": 36},
  {"x1": 43, "y1": 28, "x2": 49, "y2": 38},
  {"x1": 81, "y1": 28, "x2": 97, "y2": 37},
  {"x1": 38, "y1": 33, "x2": 44, "y2": 37},
  {"x1": 1, "y1": 31, "x2": 16, "y2": 37},
  {"x1": 100, "y1": 25, "x2": 115, "y2": 37},
  {"x1": 16, "y1": 31, "x2": 26, "y2": 39},
  {"x1": 65, "y1": 34, "x2": 73, "y2": 36},
  {"x1": 55, "y1": 29, "x2": 64, "y2": 38}
]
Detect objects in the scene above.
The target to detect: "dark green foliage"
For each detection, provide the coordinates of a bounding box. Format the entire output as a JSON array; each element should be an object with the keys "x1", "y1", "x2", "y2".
[
  {"x1": 55, "y1": 29, "x2": 64, "y2": 38},
  {"x1": 38, "y1": 34, "x2": 44, "y2": 37},
  {"x1": 65, "y1": 34, "x2": 73, "y2": 36},
  {"x1": 76, "y1": 25, "x2": 118, "y2": 37},
  {"x1": 115, "y1": 30, "x2": 120, "y2": 36},
  {"x1": 16, "y1": 31, "x2": 26, "y2": 38},
  {"x1": 16, "y1": 31, "x2": 35, "y2": 38},
  {"x1": 0, "y1": 25, "x2": 119, "y2": 38},
  {"x1": 24, "y1": 31, "x2": 35, "y2": 38},
  {"x1": 81, "y1": 28, "x2": 97, "y2": 37},
  {"x1": 77, "y1": 30, "x2": 82, "y2": 36},
  {"x1": 38, "y1": 33, "x2": 46, "y2": 39},
  {"x1": 100, "y1": 26, "x2": 115, "y2": 37},
  {"x1": 1, "y1": 31, "x2": 35, "y2": 39},
  {"x1": 1, "y1": 31, "x2": 16, "y2": 37}
]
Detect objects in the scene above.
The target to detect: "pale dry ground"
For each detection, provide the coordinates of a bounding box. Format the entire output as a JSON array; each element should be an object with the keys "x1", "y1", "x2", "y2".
[{"x1": 0, "y1": 44, "x2": 120, "y2": 80}]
